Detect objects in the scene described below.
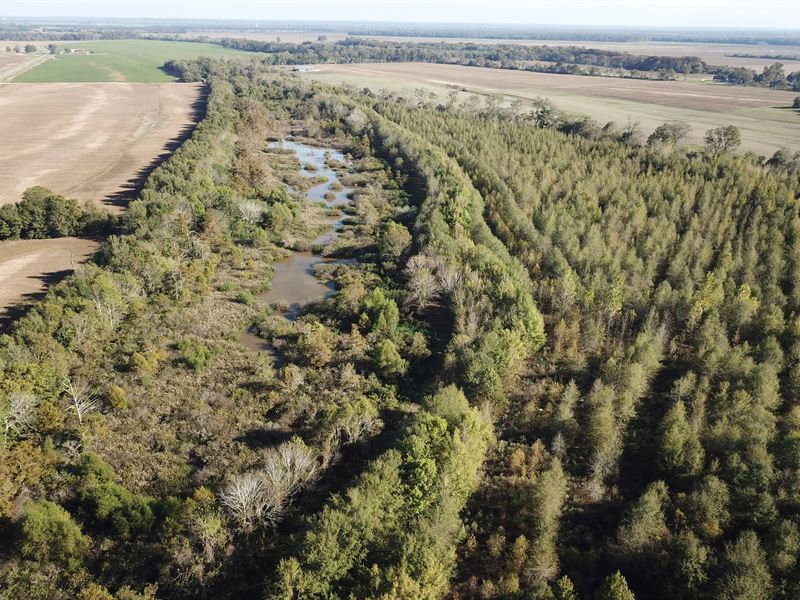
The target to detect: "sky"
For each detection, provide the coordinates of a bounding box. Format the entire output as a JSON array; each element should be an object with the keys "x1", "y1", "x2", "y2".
[{"x1": 1, "y1": 0, "x2": 800, "y2": 30}]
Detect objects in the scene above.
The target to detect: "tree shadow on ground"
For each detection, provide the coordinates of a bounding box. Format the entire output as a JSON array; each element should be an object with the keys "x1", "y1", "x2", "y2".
[
  {"x1": 1, "y1": 268, "x2": 74, "y2": 331},
  {"x1": 0, "y1": 241, "x2": 102, "y2": 332},
  {"x1": 101, "y1": 85, "x2": 209, "y2": 211}
]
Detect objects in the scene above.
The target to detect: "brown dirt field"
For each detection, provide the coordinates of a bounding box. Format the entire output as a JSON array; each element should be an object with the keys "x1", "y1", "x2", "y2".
[
  {"x1": 0, "y1": 52, "x2": 26, "y2": 72},
  {"x1": 317, "y1": 62, "x2": 798, "y2": 111},
  {"x1": 0, "y1": 237, "x2": 99, "y2": 324},
  {"x1": 303, "y1": 62, "x2": 800, "y2": 156},
  {"x1": 181, "y1": 30, "x2": 349, "y2": 43},
  {"x1": 0, "y1": 82, "x2": 203, "y2": 211}
]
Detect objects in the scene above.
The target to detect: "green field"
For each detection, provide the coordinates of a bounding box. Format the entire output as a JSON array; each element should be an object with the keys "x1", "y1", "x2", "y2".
[{"x1": 13, "y1": 39, "x2": 253, "y2": 83}]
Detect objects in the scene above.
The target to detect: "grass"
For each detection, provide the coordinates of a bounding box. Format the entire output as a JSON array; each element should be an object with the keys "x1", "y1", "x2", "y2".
[{"x1": 13, "y1": 39, "x2": 253, "y2": 83}]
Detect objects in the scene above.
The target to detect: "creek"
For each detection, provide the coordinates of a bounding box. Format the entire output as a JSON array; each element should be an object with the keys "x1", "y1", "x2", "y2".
[{"x1": 239, "y1": 140, "x2": 354, "y2": 352}]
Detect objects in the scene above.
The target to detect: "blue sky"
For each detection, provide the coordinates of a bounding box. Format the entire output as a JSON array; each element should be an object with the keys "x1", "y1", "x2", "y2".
[{"x1": 2, "y1": 0, "x2": 799, "y2": 29}]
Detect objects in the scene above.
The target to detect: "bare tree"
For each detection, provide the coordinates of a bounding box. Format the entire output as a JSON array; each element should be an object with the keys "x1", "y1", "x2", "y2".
[
  {"x1": 62, "y1": 378, "x2": 99, "y2": 426},
  {"x1": 239, "y1": 200, "x2": 264, "y2": 225},
  {"x1": 91, "y1": 285, "x2": 122, "y2": 329},
  {"x1": 621, "y1": 119, "x2": 642, "y2": 146},
  {"x1": 404, "y1": 253, "x2": 463, "y2": 311},
  {"x1": 70, "y1": 313, "x2": 92, "y2": 348},
  {"x1": 262, "y1": 439, "x2": 320, "y2": 501},
  {"x1": 3, "y1": 392, "x2": 39, "y2": 444},
  {"x1": 436, "y1": 258, "x2": 465, "y2": 297},
  {"x1": 221, "y1": 439, "x2": 321, "y2": 531},
  {"x1": 219, "y1": 472, "x2": 276, "y2": 531}
]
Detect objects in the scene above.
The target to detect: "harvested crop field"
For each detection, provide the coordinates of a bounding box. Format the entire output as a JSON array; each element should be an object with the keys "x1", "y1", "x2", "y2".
[
  {"x1": 304, "y1": 62, "x2": 800, "y2": 155},
  {"x1": 181, "y1": 30, "x2": 350, "y2": 43},
  {"x1": 0, "y1": 81, "x2": 203, "y2": 209},
  {"x1": 0, "y1": 237, "x2": 99, "y2": 324}
]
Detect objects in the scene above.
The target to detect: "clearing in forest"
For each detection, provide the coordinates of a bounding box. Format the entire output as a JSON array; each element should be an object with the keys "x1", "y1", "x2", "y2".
[{"x1": 0, "y1": 81, "x2": 203, "y2": 209}]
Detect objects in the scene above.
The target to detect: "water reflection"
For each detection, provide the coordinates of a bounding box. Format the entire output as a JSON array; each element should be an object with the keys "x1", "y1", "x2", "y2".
[{"x1": 239, "y1": 140, "x2": 355, "y2": 354}]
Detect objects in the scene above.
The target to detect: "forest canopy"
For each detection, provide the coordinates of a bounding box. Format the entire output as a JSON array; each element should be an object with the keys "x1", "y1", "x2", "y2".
[{"x1": 1, "y1": 56, "x2": 800, "y2": 600}]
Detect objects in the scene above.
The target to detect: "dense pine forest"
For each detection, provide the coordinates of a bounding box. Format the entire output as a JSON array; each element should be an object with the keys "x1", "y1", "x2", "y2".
[{"x1": 2, "y1": 57, "x2": 800, "y2": 600}]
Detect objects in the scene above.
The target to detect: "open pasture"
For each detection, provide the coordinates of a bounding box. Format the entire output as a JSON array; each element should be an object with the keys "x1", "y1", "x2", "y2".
[
  {"x1": 12, "y1": 39, "x2": 252, "y2": 83},
  {"x1": 303, "y1": 62, "x2": 800, "y2": 155},
  {"x1": 0, "y1": 81, "x2": 202, "y2": 208}
]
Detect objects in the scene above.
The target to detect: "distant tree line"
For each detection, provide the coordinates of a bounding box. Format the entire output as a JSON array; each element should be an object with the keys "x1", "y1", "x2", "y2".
[
  {"x1": 727, "y1": 52, "x2": 800, "y2": 61},
  {"x1": 712, "y1": 62, "x2": 800, "y2": 90},
  {"x1": 163, "y1": 35, "x2": 800, "y2": 90},
  {"x1": 180, "y1": 36, "x2": 707, "y2": 74},
  {"x1": 333, "y1": 24, "x2": 800, "y2": 46},
  {"x1": 0, "y1": 31, "x2": 130, "y2": 41}
]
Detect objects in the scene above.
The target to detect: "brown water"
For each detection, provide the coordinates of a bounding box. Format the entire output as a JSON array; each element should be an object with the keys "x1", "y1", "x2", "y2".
[{"x1": 239, "y1": 140, "x2": 354, "y2": 353}]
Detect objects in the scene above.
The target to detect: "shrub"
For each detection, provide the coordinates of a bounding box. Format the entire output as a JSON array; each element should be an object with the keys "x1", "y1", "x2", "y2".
[
  {"x1": 176, "y1": 338, "x2": 214, "y2": 371},
  {"x1": 236, "y1": 290, "x2": 257, "y2": 305},
  {"x1": 20, "y1": 500, "x2": 89, "y2": 566},
  {"x1": 107, "y1": 385, "x2": 128, "y2": 411},
  {"x1": 77, "y1": 453, "x2": 155, "y2": 539}
]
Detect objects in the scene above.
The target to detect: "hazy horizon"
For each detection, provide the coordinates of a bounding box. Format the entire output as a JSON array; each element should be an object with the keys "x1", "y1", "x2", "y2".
[{"x1": 2, "y1": 1, "x2": 800, "y2": 30}]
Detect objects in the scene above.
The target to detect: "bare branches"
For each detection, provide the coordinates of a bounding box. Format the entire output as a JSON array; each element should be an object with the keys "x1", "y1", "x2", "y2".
[
  {"x1": 239, "y1": 200, "x2": 264, "y2": 225},
  {"x1": 220, "y1": 439, "x2": 320, "y2": 532},
  {"x1": 404, "y1": 253, "x2": 463, "y2": 312},
  {"x1": 3, "y1": 392, "x2": 39, "y2": 444},
  {"x1": 62, "y1": 378, "x2": 98, "y2": 426},
  {"x1": 335, "y1": 412, "x2": 382, "y2": 447},
  {"x1": 219, "y1": 473, "x2": 276, "y2": 531}
]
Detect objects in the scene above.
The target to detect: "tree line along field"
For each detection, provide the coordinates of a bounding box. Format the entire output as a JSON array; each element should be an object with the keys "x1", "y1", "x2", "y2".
[
  {"x1": 173, "y1": 29, "x2": 800, "y2": 71},
  {"x1": 301, "y1": 62, "x2": 800, "y2": 156},
  {"x1": 0, "y1": 81, "x2": 201, "y2": 320},
  {"x1": 1, "y1": 55, "x2": 800, "y2": 599},
  {"x1": 10, "y1": 39, "x2": 252, "y2": 82},
  {"x1": 356, "y1": 37, "x2": 800, "y2": 72}
]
